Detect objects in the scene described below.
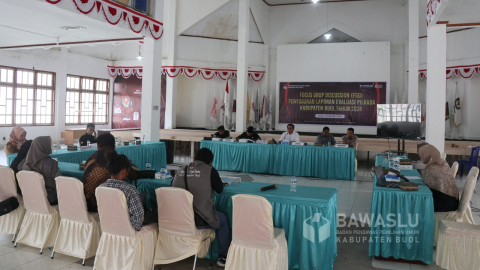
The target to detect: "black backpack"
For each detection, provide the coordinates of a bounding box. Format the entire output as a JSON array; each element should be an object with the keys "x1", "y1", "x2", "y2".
[{"x1": 0, "y1": 197, "x2": 19, "y2": 216}]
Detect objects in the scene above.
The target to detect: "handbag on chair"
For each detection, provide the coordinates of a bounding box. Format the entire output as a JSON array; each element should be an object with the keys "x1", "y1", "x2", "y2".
[{"x1": 0, "y1": 197, "x2": 19, "y2": 216}]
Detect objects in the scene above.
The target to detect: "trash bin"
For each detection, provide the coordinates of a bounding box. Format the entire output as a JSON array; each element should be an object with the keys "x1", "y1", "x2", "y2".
[{"x1": 160, "y1": 139, "x2": 174, "y2": 164}]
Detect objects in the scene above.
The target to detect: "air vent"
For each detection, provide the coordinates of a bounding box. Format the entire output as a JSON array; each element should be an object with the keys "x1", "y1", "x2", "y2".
[{"x1": 60, "y1": 26, "x2": 87, "y2": 31}]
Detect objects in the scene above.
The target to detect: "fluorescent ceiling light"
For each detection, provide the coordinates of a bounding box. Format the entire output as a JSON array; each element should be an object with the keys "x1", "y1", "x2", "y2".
[
  {"x1": 324, "y1": 34, "x2": 332, "y2": 39},
  {"x1": 136, "y1": 55, "x2": 144, "y2": 60},
  {"x1": 312, "y1": 0, "x2": 319, "y2": 3}
]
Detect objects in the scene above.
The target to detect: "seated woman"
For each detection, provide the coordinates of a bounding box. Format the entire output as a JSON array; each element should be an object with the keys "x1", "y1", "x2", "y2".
[
  {"x1": 99, "y1": 152, "x2": 144, "y2": 231},
  {"x1": 19, "y1": 136, "x2": 61, "y2": 205},
  {"x1": 4, "y1": 126, "x2": 27, "y2": 158},
  {"x1": 10, "y1": 140, "x2": 33, "y2": 195},
  {"x1": 418, "y1": 143, "x2": 459, "y2": 212}
]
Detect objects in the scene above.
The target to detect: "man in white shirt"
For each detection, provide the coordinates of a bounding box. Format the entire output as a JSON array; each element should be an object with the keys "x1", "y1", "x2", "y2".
[{"x1": 279, "y1": 124, "x2": 300, "y2": 144}]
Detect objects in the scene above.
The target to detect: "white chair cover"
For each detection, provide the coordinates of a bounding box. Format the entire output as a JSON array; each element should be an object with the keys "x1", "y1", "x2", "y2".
[
  {"x1": 441, "y1": 152, "x2": 447, "y2": 160},
  {"x1": 225, "y1": 194, "x2": 288, "y2": 270},
  {"x1": 437, "y1": 220, "x2": 480, "y2": 270},
  {"x1": 15, "y1": 171, "x2": 60, "y2": 249},
  {"x1": 434, "y1": 167, "x2": 479, "y2": 245},
  {"x1": 451, "y1": 161, "x2": 459, "y2": 177},
  {"x1": 53, "y1": 176, "x2": 101, "y2": 259},
  {"x1": 0, "y1": 166, "x2": 25, "y2": 235},
  {"x1": 153, "y1": 187, "x2": 215, "y2": 265},
  {"x1": 94, "y1": 186, "x2": 157, "y2": 270}
]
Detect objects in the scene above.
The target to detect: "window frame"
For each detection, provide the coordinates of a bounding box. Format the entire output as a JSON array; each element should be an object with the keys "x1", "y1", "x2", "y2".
[
  {"x1": 0, "y1": 65, "x2": 55, "y2": 126},
  {"x1": 65, "y1": 74, "x2": 110, "y2": 126}
]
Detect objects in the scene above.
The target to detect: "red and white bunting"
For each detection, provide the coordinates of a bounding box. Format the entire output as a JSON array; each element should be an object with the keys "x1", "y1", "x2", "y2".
[
  {"x1": 107, "y1": 66, "x2": 266, "y2": 81},
  {"x1": 418, "y1": 64, "x2": 480, "y2": 80},
  {"x1": 39, "y1": 0, "x2": 163, "y2": 40}
]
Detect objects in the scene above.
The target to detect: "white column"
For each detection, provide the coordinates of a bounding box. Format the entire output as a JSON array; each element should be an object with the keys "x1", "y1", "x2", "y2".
[
  {"x1": 55, "y1": 47, "x2": 68, "y2": 143},
  {"x1": 425, "y1": 24, "x2": 446, "y2": 153},
  {"x1": 408, "y1": 0, "x2": 419, "y2": 104},
  {"x1": 164, "y1": 0, "x2": 177, "y2": 129},
  {"x1": 235, "y1": 0, "x2": 250, "y2": 132}
]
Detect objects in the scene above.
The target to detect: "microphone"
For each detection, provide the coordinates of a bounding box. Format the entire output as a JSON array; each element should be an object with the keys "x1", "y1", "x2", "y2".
[{"x1": 261, "y1": 184, "x2": 278, "y2": 191}]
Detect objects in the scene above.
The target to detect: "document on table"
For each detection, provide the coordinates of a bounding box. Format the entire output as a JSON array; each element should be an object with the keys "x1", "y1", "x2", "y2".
[{"x1": 405, "y1": 176, "x2": 421, "y2": 180}]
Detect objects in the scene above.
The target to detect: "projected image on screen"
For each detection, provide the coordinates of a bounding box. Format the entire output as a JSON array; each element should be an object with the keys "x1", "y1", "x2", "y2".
[
  {"x1": 278, "y1": 82, "x2": 387, "y2": 126},
  {"x1": 376, "y1": 104, "x2": 421, "y2": 140}
]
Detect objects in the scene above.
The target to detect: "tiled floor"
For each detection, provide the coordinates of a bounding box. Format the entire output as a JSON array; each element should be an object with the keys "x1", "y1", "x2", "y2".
[{"x1": 1, "y1": 151, "x2": 479, "y2": 269}]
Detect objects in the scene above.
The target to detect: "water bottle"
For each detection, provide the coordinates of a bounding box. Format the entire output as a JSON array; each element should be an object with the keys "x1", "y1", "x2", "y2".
[
  {"x1": 143, "y1": 135, "x2": 146, "y2": 144},
  {"x1": 53, "y1": 143, "x2": 57, "y2": 153},
  {"x1": 394, "y1": 160, "x2": 400, "y2": 171},
  {"x1": 160, "y1": 167, "x2": 166, "y2": 181},
  {"x1": 327, "y1": 141, "x2": 331, "y2": 146},
  {"x1": 87, "y1": 140, "x2": 90, "y2": 147},
  {"x1": 115, "y1": 137, "x2": 118, "y2": 146},
  {"x1": 146, "y1": 162, "x2": 151, "y2": 170},
  {"x1": 290, "y1": 175, "x2": 297, "y2": 192}
]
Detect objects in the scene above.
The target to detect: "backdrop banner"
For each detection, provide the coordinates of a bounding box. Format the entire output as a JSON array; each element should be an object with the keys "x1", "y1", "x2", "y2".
[{"x1": 279, "y1": 82, "x2": 387, "y2": 126}]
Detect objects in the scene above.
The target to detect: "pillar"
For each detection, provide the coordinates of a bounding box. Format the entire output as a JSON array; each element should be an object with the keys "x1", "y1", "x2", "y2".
[
  {"x1": 408, "y1": 0, "x2": 419, "y2": 104},
  {"x1": 164, "y1": 0, "x2": 178, "y2": 129},
  {"x1": 235, "y1": 0, "x2": 250, "y2": 132}
]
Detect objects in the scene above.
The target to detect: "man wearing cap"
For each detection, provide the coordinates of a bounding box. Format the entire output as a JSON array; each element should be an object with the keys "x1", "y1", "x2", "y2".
[
  {"x1": 236, "y1": 126, "x2": 261, "y2": 142},
  {"x1": 79, "y1": 123, "x2": 97, "y2": 146}
]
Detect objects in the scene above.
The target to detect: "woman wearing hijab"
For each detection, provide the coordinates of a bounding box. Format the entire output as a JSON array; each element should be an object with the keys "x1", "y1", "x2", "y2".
[
  {"x1": 418, "y1": 143, "x2": 459, "y2": 212},
  {"x1": 18, "y1": 136, "x2": 61, "y2": 205},
  {"x1": 9, "y1": 140, "x2": 33, "y2": 195},
  {"x1": 4, "y1": 126, "x2": 26, "y2": 157}
]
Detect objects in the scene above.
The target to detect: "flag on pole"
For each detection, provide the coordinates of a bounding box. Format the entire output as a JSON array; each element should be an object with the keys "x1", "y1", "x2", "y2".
[
  {"x1": 232, "y1": 87, "x2": 236, "y2": 125},
  {"x1": 267, "y1": 91, "x2": 273, "y2": 128},
  {"x1": 454, "y1": 82, "x2": 463, "y2": 127},
  {"x1": 254, "y1": 89, "x2": 260, "y2": 123},
  {"x1": 445, "y1": 100, "x2": 450, "y2": 136},
  {"x1": 249, "y1": 90, "x2": 255, "y2": 123},
  {"x1": 261, "y1": 94, "x2": 269, "y2": 124},
  {"x1": 246, "y1": 91, "x2": 250, "y2": 122},
  {"x1": 224, "y1": 80, "x2": 231, "y2": 120},
  {"x1": 210, "y1": 96, "x2": 217, "y2": 123}
]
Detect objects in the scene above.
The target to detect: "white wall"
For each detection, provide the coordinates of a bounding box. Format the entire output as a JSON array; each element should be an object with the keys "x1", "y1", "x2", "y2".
[
  {"x1": 0, "y1": 48, "x2": 114, "y2": 145},
  {"x1": 276, "y1": 42, "x2": 391, "y2": 135}
]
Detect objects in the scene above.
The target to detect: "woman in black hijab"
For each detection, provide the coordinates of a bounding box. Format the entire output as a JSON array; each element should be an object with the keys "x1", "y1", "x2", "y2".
[{"x1": 9, "y1": 139, "x2": 32, "y2": 195}]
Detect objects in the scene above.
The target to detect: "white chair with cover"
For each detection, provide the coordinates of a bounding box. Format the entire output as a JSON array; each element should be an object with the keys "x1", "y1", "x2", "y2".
[
  {"x1": 225, "y1": 194, "x2": 288, "y2": 270},
  {"x1": 434, "y1": 167, "x2": 479, "y2": 245},
  {"x1": 451, "y1": 161, "x2": 459, "y2": 178},
  {"x1": 51, "y1": 176, "x2": 101, "y2": 265},
  {"x1": 94, "y1": 186, "x2": 157, "y2": 270},
  {"x1": 437, "y1": 220, "x2": 480, "y2": 270},
  {"x1": 153, "y1": 187, "x2": 215, "y2": 270},
  {"x1": 0, "y1": 166, "x2": 25, "y2": 242},
  {"x1": 14, "y1": 171, "x2": 60, "y2": 253},
  {"x1": 441, "y1": 152, "x2": 447, "y2": 160}
]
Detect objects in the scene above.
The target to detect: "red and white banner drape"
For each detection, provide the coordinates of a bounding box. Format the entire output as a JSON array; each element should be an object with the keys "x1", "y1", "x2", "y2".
[
  {"x1": 107, "y1": 66, "x2": 266, "y2": 81},
  {"x1": 418, "y1": 64, "x2": 480, "y2": 80},
  {"x1": 40, "y1": 0, "x2": 163, "y2": 40}
]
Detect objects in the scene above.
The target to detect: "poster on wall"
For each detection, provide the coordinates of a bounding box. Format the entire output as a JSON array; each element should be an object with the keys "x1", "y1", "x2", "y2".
[
  {"x1": 279, "y1": 82, "x2": 387, "y2": 126},
  {"x1": 112, "y1": 75, "x2": 166, "y2": 129}
]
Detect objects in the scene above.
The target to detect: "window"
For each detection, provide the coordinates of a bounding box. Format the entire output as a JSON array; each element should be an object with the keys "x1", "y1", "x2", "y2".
[
  {"x1": 66, "y1": 75, "x2": 109, "y2": 125},
  {"x1": 0, "y1": 66, "x2": 55, "y2": 126}
]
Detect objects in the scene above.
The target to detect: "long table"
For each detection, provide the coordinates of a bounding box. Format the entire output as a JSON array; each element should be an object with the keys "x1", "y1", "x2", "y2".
[
  {"x1": 8, "y1": 141, "x2": 167, "y2": 171},
  {"x1": 137, "y1": 178, "x2": 337, "y2": 270},
  {"x1": 368, "y1": 155, "x2": 434, "y2": 264},
  {"x1": 200, "y1": 140, "x2": 355, "y2": 180}
]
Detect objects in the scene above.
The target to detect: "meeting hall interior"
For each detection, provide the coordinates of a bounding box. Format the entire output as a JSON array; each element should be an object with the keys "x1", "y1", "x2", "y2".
[{"x1": 0, "y1": 0, "x2": 480, "y2": 269}]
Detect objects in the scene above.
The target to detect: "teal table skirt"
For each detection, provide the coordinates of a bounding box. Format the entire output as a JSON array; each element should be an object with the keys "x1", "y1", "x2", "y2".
[
  {"x1": 58, "y1": 162, "x2": 85, "y2": 180},
  {"x1": 137, "y1": 179, "x2": 338, "y2": 270},
  {"x1": 368, "y1": 156, "x2": 434, "y2": 264},
  {"x1": 9, "y1": 141, "x2": 167, "y2": 171},
  {"x1": 200, "y1": 140, "x2": 355, "y2": 180}
]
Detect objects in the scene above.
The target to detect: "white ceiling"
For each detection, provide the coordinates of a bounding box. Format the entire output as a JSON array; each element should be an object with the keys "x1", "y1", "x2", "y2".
[
  {"x1": 0, "y1": 0, "x2": 141, "y2": 49},
  {"x1": 440, "y1": 0, "x2": 480, "y2": 26},
  {"x1": 263, "y1": 0, "x2": 379, "y2": 5}
]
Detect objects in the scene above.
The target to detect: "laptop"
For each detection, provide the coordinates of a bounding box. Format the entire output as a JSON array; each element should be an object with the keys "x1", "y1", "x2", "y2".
[{"x1": 374, "y1": 166, "x2": 399, "y2": 188}]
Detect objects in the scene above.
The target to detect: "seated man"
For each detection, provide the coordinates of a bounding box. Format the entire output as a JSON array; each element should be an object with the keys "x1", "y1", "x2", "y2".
[
  {"x1": 171, "y1": 148, "x2": 231, "y2": 267},
  {"x1": 79, "y1": 123, "x2": 97, "y2": 146},
  {"x1": 342, "y1": 128, "x2": 358, "y2": 147},
  {"x1": 279, "y1": 124, "x2": 300, "y2": 144},
  {"x1": 236, "y1": 126, "x2": 260, "y2": 142},
  {"x1": 99, "y1": 152, "x2": 144, "y2": 231},
  {"x1": 213, "y1": 125, "x2": 230, "y2": 139},
  {"x1": 316, "y1": 126, "x2": 336, "y2": 146}
]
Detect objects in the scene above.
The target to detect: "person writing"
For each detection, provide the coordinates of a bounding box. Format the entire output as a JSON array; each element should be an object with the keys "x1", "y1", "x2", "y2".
[
  {"x1": 316, "y1": 127, "x2": 336, "y2": 146},
  {"x1": 418, "y1": 144, "x2": 459, "y2": 212},
  {"x1": 99, "y1": 152, "x2": 145, "y2": 231},
  {"x1": 79, "y1": 123, "x2": 96, "y2": 146},
  {"x1": 236, "y1": 126, "x2": 261, "y2": 142},
  {"x1": 214, "y1": 125, "x2": 230, "y2": 139},
  {"x1": 4, "y1": 126, "x2": 27, "y2": 157},
  {"x1": 279, "y1": 124, "x2": 300, "y2": 144},
  {"x1": 171, "y1": 148, "x2": 231, "y2": 267},
  {"x1": 19, "y1": 136, "x2": 61, "y2": 205},
  {"x1": 342, "y1": 128, "x2": 358, "y2": 147}
]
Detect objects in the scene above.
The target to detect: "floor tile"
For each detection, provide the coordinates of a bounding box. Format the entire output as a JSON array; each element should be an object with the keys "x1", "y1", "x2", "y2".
[
  {"x1": 372, "y1": 257, "x2": 412, "y2": 270},
  {"x1": 16, "y1": 256, "x2": 73, "y2": 270},
  {"x1": 0, "y1": 249, "x2": 42, "y2": 268}
]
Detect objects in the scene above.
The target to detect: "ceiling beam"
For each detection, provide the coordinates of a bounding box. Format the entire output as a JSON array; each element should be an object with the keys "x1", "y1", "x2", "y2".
[{"x1": 0, "y1": 37, "x2": 143, "y2": 50}]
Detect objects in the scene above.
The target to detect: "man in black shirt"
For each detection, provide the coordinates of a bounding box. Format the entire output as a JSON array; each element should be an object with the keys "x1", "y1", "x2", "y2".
[
  {"x1": 79, "y1": 123, "x2": 97, "y2": 146},
  {"x1": 236, "y1": 126, "x2": 261, "y2": 141},
  {"x1": 213, "y1": 125, "x2": 230, "y2": 139}
]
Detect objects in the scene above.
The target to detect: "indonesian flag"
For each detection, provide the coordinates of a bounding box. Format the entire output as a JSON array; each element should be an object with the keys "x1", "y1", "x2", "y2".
[
  {"x1": 224, "y1": 80, "x2": 231, "y2": 120},
  {"x1": 454, "y1": 83, "x2": 463, "y2": 127},
  {"x1": 254, "y1": 89, "x2": 260, "y2": 124},
  {"x1": 210, "y1": 97, "x2": 217, "y2": 123},
  {"x1": 249, "y1": 90, "x2": 256, "y2": 122},
  {"x1": 232, "y1": 87, "x2": 236, "y2": 124},
  {"x1": 261, "y1": 95, "x2": 268, "y2": 124}
]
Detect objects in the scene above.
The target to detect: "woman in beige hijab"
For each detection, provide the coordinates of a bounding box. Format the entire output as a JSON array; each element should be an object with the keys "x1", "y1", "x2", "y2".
[
  {"x1": 418, "y1": 143, "x2": 459, "y2": 212},
  {"x1": 19, "y1": 136, "x2": 61, "y2": 205},
  {"x1": 4, "y1": 126, "x2": 26, "y2": 157}
]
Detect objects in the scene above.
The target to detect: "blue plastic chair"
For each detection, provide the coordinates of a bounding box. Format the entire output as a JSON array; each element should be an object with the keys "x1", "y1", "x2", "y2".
[{"x1": 458, "y1": 146, "x2": 480, "y2": 177}]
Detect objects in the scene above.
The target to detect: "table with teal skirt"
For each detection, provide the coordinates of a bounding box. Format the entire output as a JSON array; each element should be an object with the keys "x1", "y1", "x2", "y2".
[
  {"x1": 368, "y1": 155, "x2": 434, "y2": 264},
  {"x1": 58, "y1": 162, "x2": 85, "y2": 180},
  {"x1": 8, "y1": 141, "x2": 167, "y2": 171},
  {"x1": 138, "y1": 178, "x2": 338, "y2": 270},
  {"x1": 200, "y1": 140, "x2": 355, "y2": 180}
]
